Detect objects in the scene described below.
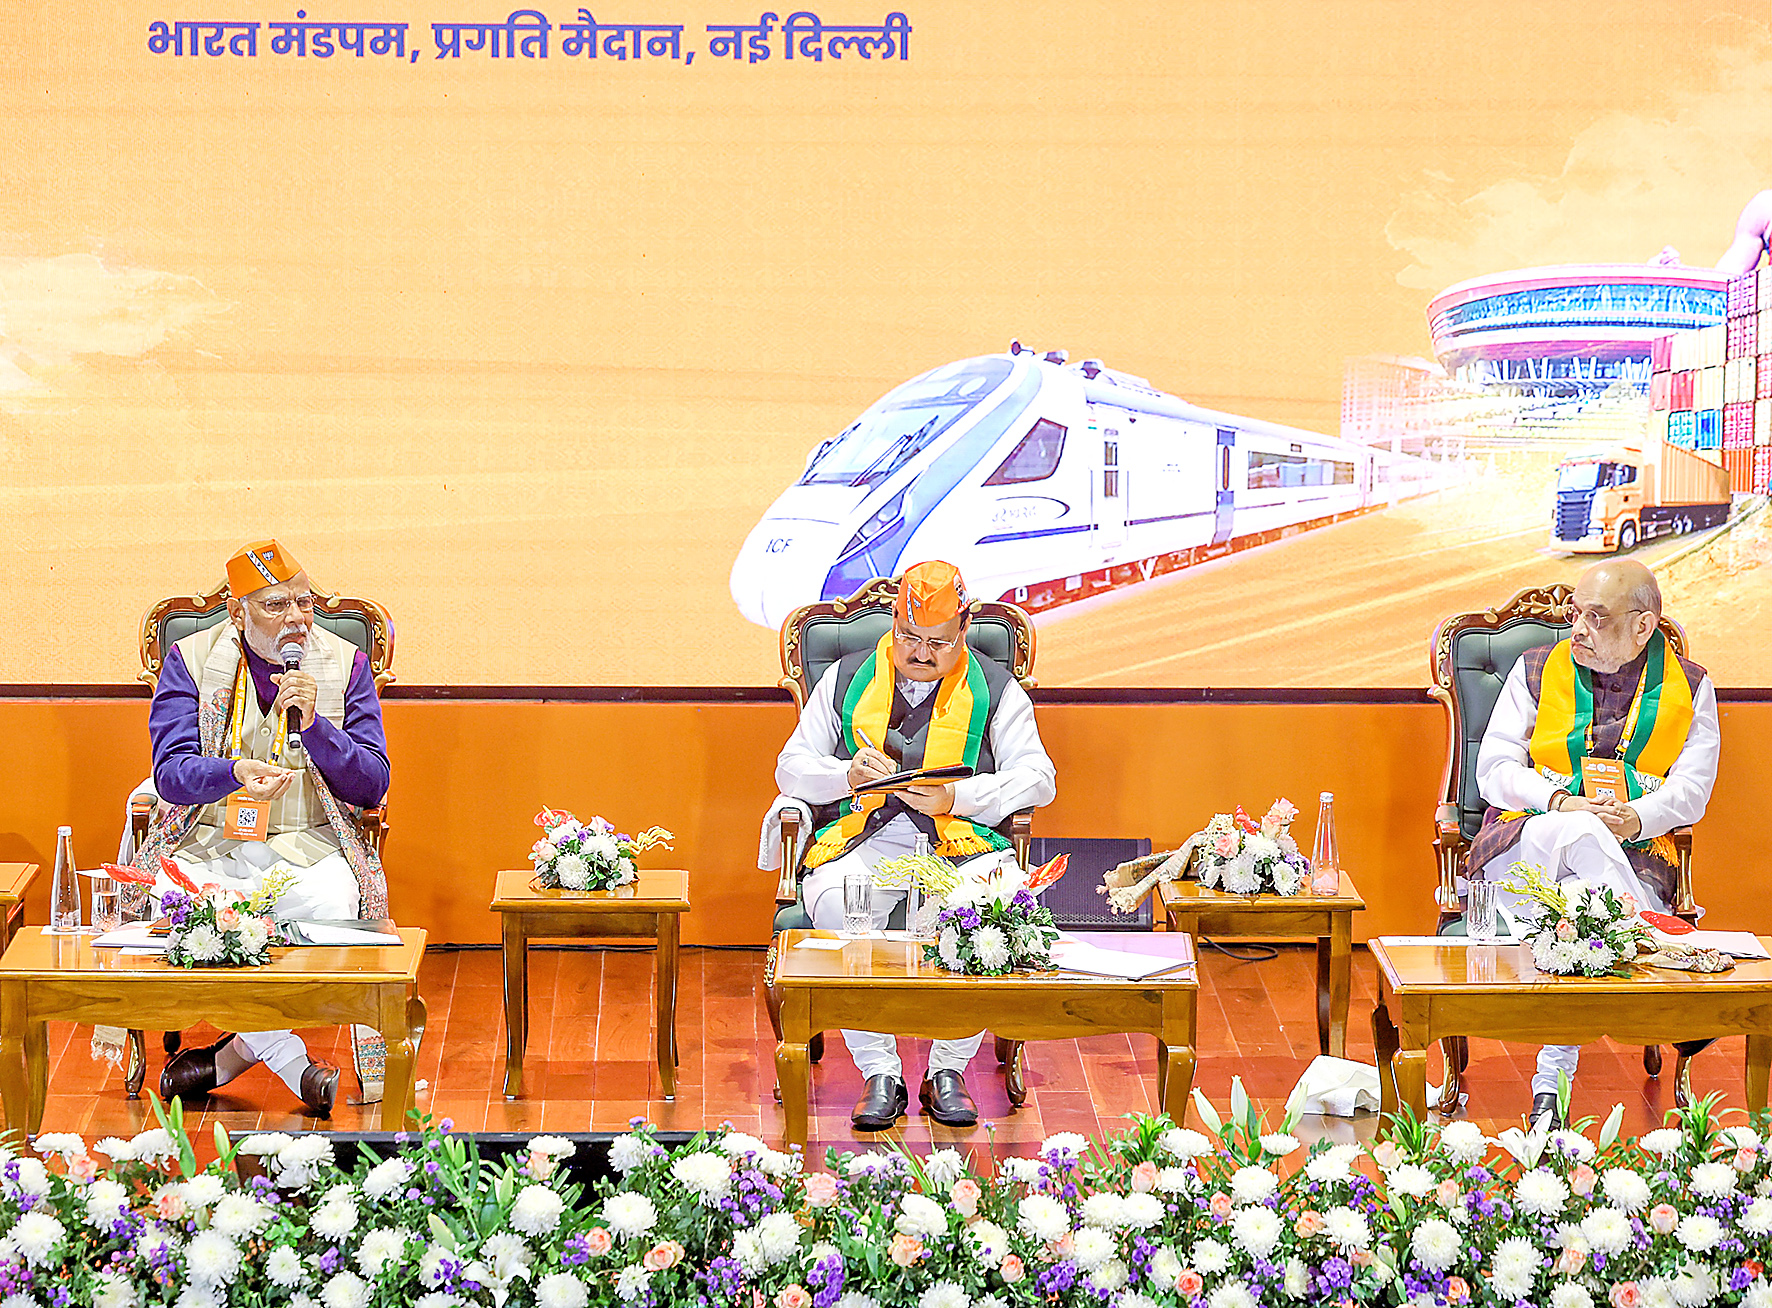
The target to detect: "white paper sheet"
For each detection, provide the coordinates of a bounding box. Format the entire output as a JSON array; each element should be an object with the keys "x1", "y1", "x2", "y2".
[
  {"x1": 1649, "y1": 928, "x2": 1769, "y2": 959},
  {"x1": 1374, "y1": 935, "x2": 1525, "y2": 947},
  {"x1": 792, "y1": 937, "x2": 849, "y2": 951},
  {"x1": 293, "y1": 923, "x2": 401, "y2": 946},
  {"x1": 1049, "y1": 938, "x2": 1195, "y2": 980},
  {"x1": 92, "y1": 924, "x2": 167, "y2": 951}
]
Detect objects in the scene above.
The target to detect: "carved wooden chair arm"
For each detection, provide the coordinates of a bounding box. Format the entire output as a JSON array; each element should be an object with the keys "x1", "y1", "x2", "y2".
[
  {"x1": 1011, "y1": 809, "x2": 1033, "y2": 870},
  {"x1": 129, "y1": 793, "x2": 156, "y2": 848},
  {"x1": 1433, "y1": 803, "x2": 1466, "y2": 922},
  {"x1": 776, "y1": 809, "x2": 804, "y2": 906},
  {"x1": 1671, "y1": 825, "x2": 1697, "y2": 922}
]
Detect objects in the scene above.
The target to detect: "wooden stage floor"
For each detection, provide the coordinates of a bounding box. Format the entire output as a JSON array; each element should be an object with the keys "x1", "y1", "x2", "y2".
[{"x1": 20, "y1": 942, "x2": 1756, "y2": 1154}]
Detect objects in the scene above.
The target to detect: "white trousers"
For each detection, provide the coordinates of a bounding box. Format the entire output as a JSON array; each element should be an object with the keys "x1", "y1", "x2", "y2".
[
  {"x1": 163, "y1": 845, "x2": 360, "y2": 1071},
  {"x1": 804, "y1": 844, "x2": 1018, "y2": 1081},
  {"x1": 1481, "y1": 811, "x2": 1669, "y2": 1096}
]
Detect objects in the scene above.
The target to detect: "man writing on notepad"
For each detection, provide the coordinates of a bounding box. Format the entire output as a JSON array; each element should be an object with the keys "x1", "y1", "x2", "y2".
[
  {"x1": 1467, "y1": 559, "x2": 1720, "y2": 1128},
  {"x1": 774, "y1": 560, "x2": 1056, "y2": 1130}
]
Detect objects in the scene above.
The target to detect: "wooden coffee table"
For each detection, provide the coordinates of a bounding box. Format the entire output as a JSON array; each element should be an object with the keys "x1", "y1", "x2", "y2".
[
  {"x1": 770, "y1": 930, "x2": 1198, "y2": 1147},
  {"x1": 1370, "y1": 936, "x2": 1772, "y2": 1121},
  {"x1": 0, "y1": 865, "x2": 39, "y2": 954},
  {"x1": 1157, "y1": 871, "x2": 1365, "y2": 1057},
  {"x1": 0, "y1": 926, "x2": 427, "y2": 1135},
  {"x1": 490, "y1": 868, "x2": 690, "y2": 1100}
]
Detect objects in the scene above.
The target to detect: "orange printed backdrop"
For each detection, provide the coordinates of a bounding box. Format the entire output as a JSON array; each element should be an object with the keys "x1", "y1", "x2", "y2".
[{"x1": 3, "y1": 3, "x2": 1771, "y2": 686}]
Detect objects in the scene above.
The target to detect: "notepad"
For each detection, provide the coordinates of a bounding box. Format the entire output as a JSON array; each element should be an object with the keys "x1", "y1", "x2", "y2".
[{"x1": 851, "y1": 764, "x2": 974, "y2": 796}]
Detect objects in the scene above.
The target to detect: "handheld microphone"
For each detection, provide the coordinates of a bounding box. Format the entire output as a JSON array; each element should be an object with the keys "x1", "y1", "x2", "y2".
[{"x1": 278, "y1": 642, "x2": 304, "y2": 755}]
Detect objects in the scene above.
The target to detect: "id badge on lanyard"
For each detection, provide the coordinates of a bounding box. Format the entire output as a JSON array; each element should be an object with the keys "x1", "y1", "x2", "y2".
[{"x1": 222, "y1": 652, "x2": 286, "y2": 842}]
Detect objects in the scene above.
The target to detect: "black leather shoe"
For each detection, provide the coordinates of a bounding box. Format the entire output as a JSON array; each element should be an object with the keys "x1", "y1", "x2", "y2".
[
  {"x1": 851, "y1": 1075, "x2": 907, "y2": 1130},
  {"x1": 1673, "y1": 1038, "x2": 1717, "y2": 1058},
  {"x1": 299, "y1": 1059, "x2": 340, "y2": 1119},
  {"x1": 158, "y1": 1033, "x2": 234, "y2": 1103},
  {"x1": 1529, "y1": 1092, "x2": 1563, "y2": 1132},
  {"x1": 919, "y1": 1070, "x2": 979, "y2": 1128}
]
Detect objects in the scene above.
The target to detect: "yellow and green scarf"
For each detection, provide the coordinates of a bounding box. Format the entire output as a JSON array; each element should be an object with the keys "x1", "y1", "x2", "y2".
[{"x1": 803, "y1": 631, "x2": 1011, "y2": 869}]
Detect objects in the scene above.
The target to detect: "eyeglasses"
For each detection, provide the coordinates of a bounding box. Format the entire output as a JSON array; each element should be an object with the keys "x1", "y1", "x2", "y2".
[
  {"x1": 1569, "y1": 605, "x2": 1645, "y2": 631},
  {"x1": 252, "y1": 593, "x2": 317, "y2": 617},
  {"x1": 892, "y1": 628, "x2": 958, "y2": 654}
]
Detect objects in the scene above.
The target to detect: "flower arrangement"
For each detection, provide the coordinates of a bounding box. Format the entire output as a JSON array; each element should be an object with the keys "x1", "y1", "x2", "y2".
[
  {"x1": 1504, "y1": 861, "x2": 1654, "y2": 977},
  {"x1": 923, "y1": 860, "x2": 1060, "y2": 975},
  {"x1": 1198, "y1": 798, "x2": 1310, "y2": 895},
  {"x1": 13, "y1": 1083, "x2": 1772, "y2": 1307},
  {"x1": 530, "y1": 806, "x2": 674, "y2": 892},
  {"x1": 153, "y1": 855, "x2": 291, "y2": 968}
]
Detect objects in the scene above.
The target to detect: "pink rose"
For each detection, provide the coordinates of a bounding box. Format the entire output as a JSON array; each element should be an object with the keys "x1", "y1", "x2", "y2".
[
  {"x1": 1446, "y1": 1276, "x2": 1470, "y2": 1303},
  {"x1": 999, "y1": 1256, "x2": 1025, "y2": 1284},
  {"x1": 888, "y1": 1234, "x2": 926, "y2": 1267},
  {"x1": 1213, "y1": 832, "x2": 1239, "y2": 858},
  {"x1": 1130, "y1": 1161, "x2": 1159, "y2": 1194},
  {"x1": 644, "y1": 1242, "x2": 685, "y2": 1272},
  {"x1": 804, "y1": 1173, "x2": 840, "y2": 1209},
  {"x1": 1555, "y1": 1247, "x2": 1586, "y2": 1276},
  {"x1": 1556, "y1": 918, "x2": 1577, "y2": 941},
  {"x1": 1050, "y1": 1232, "x2": 1074, "y2": 1259},
  {"x1": 1350, "y1": 1249, "x2": 1375, "y2": 1268},
  {"x1": 1209, "y1": 1191, "x2": 1233, "y2": 1219},
  {"x1": 67, "y1": 1154, "x2": 98, "y2": 1183},
  {"x1": 1621, "y1": 893, "x2": 1639, "y2": 916},
  {"x1": 216, "y1": 906, "x2": 242, "y2": 930},
  {"x1": 1176, "y1": 1269, "x2": 1205, "y2": 1297},
  {"x1": 525, "y1": 1152, "x2": 557, "y2": 1181},
  {"x1": 775, "y1": 1285, "x2": 810, "y2": 1308},
  {"x1": 1570, "y1": 1164, "x2": 1597, "y2": 1197},
  {"x1": 1436, "y1": 1179, "x2": 1461, "y2": 1208},
  {"x1": 1371, "y1": 1141, "x2": 1401, "y2": 1169},
  {"x1": 1649, "y1": 1204, "x2": 1679, "y2": 1235},
  {"x1": 583, "y1": 1227, "x2": 614, "y2": 1256},
  {"x1": 1294, "y1": 1210, "x2": 1326, "y2": 1237},
  {"x1": 950, "y1": 1178, "x2": 982, "y2": 1216},
  {"x1": 1737, "y1": 1148, "x2": 1759, "y2": 1172},
  {"x1": 1610, "y1": 1283, "x2": 1641, "y2": 1308},
  {"x1": 154, "y1": 1189, "x2": 188, "y2": 1221}
]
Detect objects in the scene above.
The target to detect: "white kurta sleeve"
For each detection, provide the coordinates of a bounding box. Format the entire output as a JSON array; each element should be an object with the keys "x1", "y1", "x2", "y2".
[
  {"x1": 774, "y1": 665, "x2": 854, "y2": 806},
  {"x1": 1631, "y1": 675, "x2": 1720, "y2": 839},
  {"x1": 948, "y1": 677, "x2": 1057, "y2": 827},
  {"x1": 1475, "y1": 660, "x2": 1561, "y2": 815}
]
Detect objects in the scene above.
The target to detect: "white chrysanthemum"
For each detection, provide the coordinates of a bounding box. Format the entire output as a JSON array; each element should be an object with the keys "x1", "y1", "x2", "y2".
[
  {"x1": 320, "y1": 1271, "x2": 370, "y2": 1308},
  {"x1": 266, "y1": 1245, "x2": 306, "y2": 1288},
  {"x1": 918, "y1": 1283, "x2": 968, "y2": 1308},
  {"x1": 1017, "y1": 1193, "x2": 1069, "y2": 1241},
  {"x1": 272, "y1": 1135, "x2": 334, "y2": 1189},
  {"x1": 1122, "y1": 1294, "x2": 1160, "y2": 1308},
  {"x1": 510, "y1": 1185, "x2": 567, "y2": 1236},
  {"x1": 1305, "y1": 1147, "x2": 1357, "y2": 1185},
  {"x1": 84, "y1": 1178, "x2": 130, "y2": 1228},
  {"x1": 1385, "y1": 1163, "x2": 1437, "y2": 1198},
  {"x1": 1259, "y1": 1132, "x2": 1301, "y2": 1158},
  {"x1": 896, "y1": 1193, "x2": 948, "y2": 1238},
  {"x1": 756, "y1": 1211, "x2": 801, "y2": 1264},
  {"x1": 92, "y1": 1272, "x2": 138, "y2": 1308},
  {"x1": 757, "y1": 1148, "x2": 800, "y2": 1179},
  {"x1": 182, "y1": 923, "x2": 224, "y2": 961},
  {"x1": 527, "y1": 1135, "x2": 577, "y2": 1160},
  {"x1": 1155, "y1": 1165, "x2": 1194, "y2": 1194},
  {"x1": 535, "y1": 1274, "x2": 590, "y2": 1308},
  {"x1": 671, "y1": 1151, "x2": 733, "y2": 1201},
  {"x1": 362, "y1": 1157, "x2": 414, "y2": 1199},
  {"x1": 1551, "y1": 1285, "x2": 1594, "y2": 1308},
  {"x1": 234, "y1": 1132, "x2": 290, "y2": 1158},
  {"x1": 1675, "y1": 1213, "x2": 1724, "y2": 1253},
  {"x1": 1602, "y1": 1168, "x2": 1652, "y2": 1213},
  {"x1": 615, "y1": 1265, "x2": 651, "y2": 1301},
  {"x1": 356, "y1": 1228, "x2": 410, "y2": 1277},
  {"x1": 1042, "y1": 1132, "x2": 1089, "y2": 1158},
  {"x1": 937, "y1": 927, "x2": 963, "y2": 969},
  {"x1": 1411, "y1": 1217, "x2": 1461, "y2": 1271},
  {"x1": 94, "y1": 1136, "x2": 136, "y2": 1162},
  {"x1": 1641, "y1": 1129, "x2": 1685, "y2": 1156},
  {"x1": 1080, "y1": 1192, "x2": 1126, "y2": 1228},
  {"x1": 1670, "y1": 1267, "x2": 1718, "y2": 1308},
  {"x1": 1121, "y1": 1192, "x2": 1163, "y2": 1229},
  {"x1": 1281, "y1": 1257, "x2": 1310, "y2": 1299},
  {"x1": 844, "y1": 1150, "x2": 901, "y2": 1177},
  {"x1": 1513, "y1": 1169, "x2": 1570, "y2": 1216},
  {"x1": 1229, "y1": 1165, "x2": 1277, "y2": 1205},
  {"x1": 237, "y1": 918, "x2": 270, "y2": 953},
  {"x1": 999, "y1": 1155, "x2": 1043, "y2": 1184},
  {"x1": 208, "y1": 1193, "x2": 270, "y2": 1238},
  {"x1": 412, "y1": 1294, "x2": 460, "y2": 1308},
  {"x1": 718, "y1": 1132, "x2": 767, "y2": 1159},
  {"x1": 732, "y1": 1229, "x2": 765, "y2": 1276},
  {"x1": 418, "y1": 1248, "x2": 453, "y2": 1290},
  {"x1": 31, "y1": 1132, "x2": 85, "y2": 1157},
  {"x1": 310, "y1": 1198, "x2": 358, "y2": 1241},
  {"x1": 11, "y1": 1212, "x2": 64, "y2": 1266},
  {"x1": 1724, "y1": 1127, "x2": 1763, "y2": 1150},
  {"x1": 968, "y1": 1219, "x2": 1010, "y2": 1266},
  {"x1": 1193, "y1": 1238, "x2": 1231, "y2": 1275},
  {"x1": 835, "y1": 1296, "x2": 880, "y2": 1308},
  {"x1": 1744, "y1": 1282, "x2": 1772, "y2": 1308},
  {"x1": 1743, "y1": 1196, "x2": 1772, "y2": 1236},
  {"x1": 131, "y1": 1127, "x2": 180, "y2": 1165},
  {"x1": 1206, "y1": 1282, "x2": 1257, "y2": 1308},
  {"x1": 1548, "y1": 1130, "x2": 1597, "y2": 1162},
  {"x1": 173, "y1": 1288, "x2": 221, "y2": 1308},
  {"x1": 1492, "y1": 1235, "x2": 1542, "y2": 1281},
  {"x1": 1437, "y1": 1121, "x2": 1488, "y2": 1164},
  {"x1": 1580, "y1": 1207, "x2": 1632, "y2": 1256},
  {"x1": 1231, "y1": 1206, "x2": 1282, "y2": 1259},
  {"x1": 923, "y1": 1148, "x2": 966, "y2": 1187},
  {"x1": 608, "y1": 1133, "x2": 649, "y2": 1173},
  {"x1": 602, "y1": 1192, "x2": 658, "y2": 1239},
  {"x1": 1160, "y1": 1128, "x2": 1213, "y2": 1160},
  {"x1": 1322, "y1": 1206, "x2": 1372, "y2": 1250},
  {"x1": 181, "y1": 1174, "x2": 226, "y2": 1209},
  {"x1": 1690, "y1": 1162, "x2": 1736, "y2": 1198},
  {"x1": 1070, "y1": 1227, "x2": 1115, "y2": 1271},
  {"x1": 184, "y1": 1231, "x2": 240, "y2": 1286},
  {"x1": 1086, "y1": 1258, "x2": 1128, "y2": 1293},
  {"x1": 553, "y1": 855, "x2": 590, "y2": 890},
  {"x1": 1147, "y1": 1247, "x2": 1183, "y2": 1292},
  {"x1": 6, "y1": 1157, "x2": 51, "y2": 1197},
  {"x1": 972, "y1": 926, "x2": 1011, "y2": 970}
]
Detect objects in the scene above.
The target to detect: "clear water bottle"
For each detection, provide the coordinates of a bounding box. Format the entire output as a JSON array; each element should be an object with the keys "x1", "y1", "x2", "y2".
[
  {"x1": 907, "y1": 833, "x2": 930, "y2": 938},
  {"x1": 1309, "y1": 793, "x2": 1341, "y2": 895},
  {"x1": 49, "y1": 826, "x2": 82, "y2": 934}
]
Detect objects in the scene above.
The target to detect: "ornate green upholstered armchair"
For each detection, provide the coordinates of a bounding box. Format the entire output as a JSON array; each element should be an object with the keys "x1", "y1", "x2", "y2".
[
  {"x1": 121, "y1": 582, "x2": 395, "y2": 1097},
  {"x1": 1427, "y1": 583, "x2": 1699, "y2": 1108},
  {"x1": 762, "y1": 576, "x2": 1038, "y2": 1104}
]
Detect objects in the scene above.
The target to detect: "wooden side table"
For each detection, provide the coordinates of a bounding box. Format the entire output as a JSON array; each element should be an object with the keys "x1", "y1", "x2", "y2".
[
  {"x1": 1370, "y1": 936, "x2": 1772, "y2": 1122},
  {"x1": 0, "y1": 926, "x2": 427, "y2": 1135},
  {"x1": 1158, "y1": 871, "x2": 1365, "y2": 1057},
  {"x1": 770, "y1": 930, "x2": 1198, "y2": 1148},
  {"x1": 490, "y1": 867, "x2": 691, "y2": 1101},
  {"x1": 0, "y1": 865, "x2": 40, "y2": 954}
]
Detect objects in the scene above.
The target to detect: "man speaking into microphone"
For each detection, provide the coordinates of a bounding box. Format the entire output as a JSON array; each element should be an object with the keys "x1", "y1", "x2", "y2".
[{"x1": 135, "y1": 539, "x2": 390, "y2": 1116}]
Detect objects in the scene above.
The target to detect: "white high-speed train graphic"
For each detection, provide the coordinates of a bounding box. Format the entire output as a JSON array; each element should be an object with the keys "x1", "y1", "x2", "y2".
[{"x1": 731, "y1": 344, "x2": 1443, "y2": 629}]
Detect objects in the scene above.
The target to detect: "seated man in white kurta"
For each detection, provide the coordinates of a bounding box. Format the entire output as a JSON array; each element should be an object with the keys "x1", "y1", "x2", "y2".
[
  {"x1": 1468, "y1": 559, "x2": 1719, "y2": 1128},
  {"x1": 775, "y1": 560, "x2": 1056, "y2": 1131},
  {"x1": 135, "y1": 539, "x2": 391, "y2": 1117}
]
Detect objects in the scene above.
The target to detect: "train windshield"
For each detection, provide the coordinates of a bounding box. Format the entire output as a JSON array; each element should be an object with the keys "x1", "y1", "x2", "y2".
[
  {"x1": 1557, "y1": 463, "x2": 1604, "y2": 492},
  {"x1": 799, "y1": 358, "x2": 1015, "y2": 487}
]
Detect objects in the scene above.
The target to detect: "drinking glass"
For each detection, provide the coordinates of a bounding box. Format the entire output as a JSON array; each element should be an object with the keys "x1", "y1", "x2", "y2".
[
  {"x1": 1466, "y1": 879, "x2": 1499, "y2": 941},
  {"x1": 842, "y1": 870, "x2": 874, "y2": 938},
  {"x1": 91, "y1": 873, "x2": 123, "y2": 934}
]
